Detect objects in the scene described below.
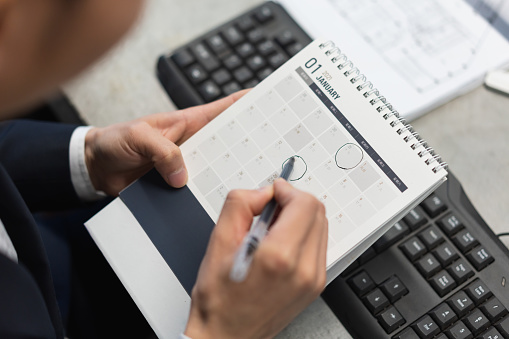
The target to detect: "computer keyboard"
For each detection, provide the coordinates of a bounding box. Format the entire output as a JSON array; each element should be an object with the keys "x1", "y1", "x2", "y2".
[
  {"x1": 323, "y1": 172, "x2": 509, "y2": 339},
  {"x1": 156, "y1": 2, "x2": 509, "y2": 339},
  {"x1": 157, "y1": 2, "x2": 311, "y2": 109}
]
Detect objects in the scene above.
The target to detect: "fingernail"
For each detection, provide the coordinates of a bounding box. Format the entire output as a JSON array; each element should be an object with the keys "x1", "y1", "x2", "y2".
[{"x1": 167, "y1": 167, "x2": 188, "y2": 187}]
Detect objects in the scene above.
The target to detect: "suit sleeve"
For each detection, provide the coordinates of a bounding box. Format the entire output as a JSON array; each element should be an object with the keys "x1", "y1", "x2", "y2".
[{"x1": 0, "y1": 120, "x2": 83, "y2": 211}]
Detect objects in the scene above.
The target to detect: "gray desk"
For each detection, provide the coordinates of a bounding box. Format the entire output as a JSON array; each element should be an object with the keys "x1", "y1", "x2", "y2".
[{"x1": 63, "y1": 0, "x2": 509, "y2": 337}]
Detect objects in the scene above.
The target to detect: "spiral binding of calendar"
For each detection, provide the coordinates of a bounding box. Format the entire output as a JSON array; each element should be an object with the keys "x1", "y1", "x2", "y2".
[{"x1": 319, "y1": 41, "x2": 448, "y2": 174}]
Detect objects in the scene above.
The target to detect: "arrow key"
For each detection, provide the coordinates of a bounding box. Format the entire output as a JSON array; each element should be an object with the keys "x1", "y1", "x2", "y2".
[
  {"x1": 378, "y1": 305, "x2": 405, "y2": 334},
  {"x1": 381, "y1": 276, "x2": 409, "y2": 303},
  {"x1": 349, "y1": 271, "x2": 375, "y2": 297},
  {"x1": 363, "y1": 288, "x2": 390, "y2": 315}
]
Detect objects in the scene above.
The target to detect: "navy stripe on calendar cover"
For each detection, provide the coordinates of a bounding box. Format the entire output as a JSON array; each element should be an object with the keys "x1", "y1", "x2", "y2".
[{"x1": 119, "y1": 169, "x2": 214, "y2": 295}]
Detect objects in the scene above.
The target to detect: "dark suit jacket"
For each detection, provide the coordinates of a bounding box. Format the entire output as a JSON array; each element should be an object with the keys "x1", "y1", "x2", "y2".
[{"x1": 0, "y1": 120, "x2": 82, "y2": 339}]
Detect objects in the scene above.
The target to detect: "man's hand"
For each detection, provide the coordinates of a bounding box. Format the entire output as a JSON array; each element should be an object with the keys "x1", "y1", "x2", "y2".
[
  {"x1": 84, "y1": 90, "x2": 248, "y2": 196},
  {"x1": 185, "y1": 179, "x2": 328, "y2": 339}
]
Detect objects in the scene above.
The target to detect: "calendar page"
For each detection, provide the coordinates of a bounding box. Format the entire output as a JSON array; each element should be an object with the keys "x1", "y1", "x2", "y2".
[{"x1": 180, "y1": 39, "x2": 447, "y2": 270}]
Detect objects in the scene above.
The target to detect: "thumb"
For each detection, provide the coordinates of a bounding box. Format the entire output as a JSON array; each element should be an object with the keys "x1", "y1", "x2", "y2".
[{"x1": 130, "y1": 122, "x2": 188, "y2": 187}]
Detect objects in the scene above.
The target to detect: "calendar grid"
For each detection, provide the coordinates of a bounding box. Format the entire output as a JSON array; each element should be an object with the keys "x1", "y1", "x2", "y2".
[{"x1": 185, "y1": 69, "x2": 401, "y2": 245}]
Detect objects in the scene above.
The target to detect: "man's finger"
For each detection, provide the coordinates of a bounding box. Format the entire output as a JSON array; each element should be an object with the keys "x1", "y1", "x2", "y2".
[
  {"x1": 128, "y1": 122, "x2": 188, "y2": 187},
  {"x1": 215, "y1": 187, "x2": 274, "y2": 245},
  {"x1": 172, "y1": 90, "x2": 249, "y2": 144},
  {"x1": 262, "y1": 179, "x2": 321, "y2": 259}
]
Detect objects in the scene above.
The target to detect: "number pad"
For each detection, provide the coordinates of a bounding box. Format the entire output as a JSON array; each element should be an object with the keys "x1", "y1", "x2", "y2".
[{"x1": 452, "y1": 230, "x2": 479, "y2": 253}]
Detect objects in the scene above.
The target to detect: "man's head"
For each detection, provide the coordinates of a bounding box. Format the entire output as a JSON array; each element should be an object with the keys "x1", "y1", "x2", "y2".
[{"x1": 0, "y1": 0, "x2": 143, "y2": 117}]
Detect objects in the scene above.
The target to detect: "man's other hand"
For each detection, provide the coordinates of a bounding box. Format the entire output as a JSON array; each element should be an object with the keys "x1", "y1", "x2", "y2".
[{"x1": 83, "y1": 90, "x2": 247, "y2": 196}]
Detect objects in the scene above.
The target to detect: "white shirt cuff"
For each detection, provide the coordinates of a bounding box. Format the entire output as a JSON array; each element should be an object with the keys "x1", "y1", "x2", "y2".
[
  {"x1": 69, "y1": 126, "x2": 106, "y2": 201},
  {"x1": 178, "y1": 334, "x2": 192, "y2": 339}
]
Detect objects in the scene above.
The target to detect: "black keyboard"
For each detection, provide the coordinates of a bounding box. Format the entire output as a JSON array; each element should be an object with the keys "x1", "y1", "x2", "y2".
[
  {"x1": 323, "y1": 172, "x2": 509, "y2": 339},
  {"x1": 157, "y1": 1, "x2": 311, "y2": 109},
  {"x1": 156, "y1": 3, "x2": 509, "y2": 339}
]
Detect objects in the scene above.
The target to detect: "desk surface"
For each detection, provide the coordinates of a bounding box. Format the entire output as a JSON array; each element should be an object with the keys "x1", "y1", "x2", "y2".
[{"x1": 63, "y1": 0, "x2": 509, "y2": 337}]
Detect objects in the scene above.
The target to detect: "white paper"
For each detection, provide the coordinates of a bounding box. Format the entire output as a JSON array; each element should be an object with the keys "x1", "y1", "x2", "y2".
[{"x1": 277, "y1": 0, "x2": 509, "y2": 121}]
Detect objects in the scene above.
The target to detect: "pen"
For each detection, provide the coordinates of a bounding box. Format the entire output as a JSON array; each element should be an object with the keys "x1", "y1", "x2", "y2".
[{"x1": 229, "y1": 156, "x2": 296, "y2": 282}]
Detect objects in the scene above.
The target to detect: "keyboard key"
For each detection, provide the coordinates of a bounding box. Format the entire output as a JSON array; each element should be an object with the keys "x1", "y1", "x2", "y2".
[
  {"x1": 198, "y1": 81, "x2": 221, "y2": 102},
  {"x1": 392, "y1": 327, "x2": 419, "y2": 339},
  {"x1": 186, "y1": 64, "x2": 208, "y2": 84},
  {"x1": 191, "y1": 43, "x2": 220, "y2": 71},
  {"x1": 233, "y1": 66, "x2": 254, "y2": 83},
  {"x1": 421, "y1": 194, "x2": 447, "y2": 218},
  {"x1": 222, "y1": 54, "x2": 243, "y2": 70},
  {"x1": 412, "y1": 315, "x2": 440, "y2": 339},
  {"x1": 222, "y1": 81, "x2": 242, "y2": 96},
  {"x1": 464, "y1": 308, "x2": 490, "y2": 335},
  {"x1": 255, "y1": 5, "x2": 273, "y2": 23},
  {"x1": 495, "y1": 316, "x2": 509, "y2": 337},
  {"x1": 349, "y1": 271, "x2": 375, "y2": 296},
  {"x1": 479, "y1": 327, "x2": 503, "y2": 339},
  {"x1": 466, "y1": 246, "x2": 494, "y2": 271},
  {"x1": 447, "y1": 259, "x2": 474, "y2": 284},
  {"x1": 286, "y1": 42, "x2": 305, "y2": 56},
  {"x1": 418, "y1": 225, "x2": 444, "y2": 250},
  {"x1": 400, "y1": 237, "x2": 427, "y2": 261},
  {"x1": 257, "y1": 67, "x2": 273, "y2": 81},
  {"x1": 437, "y1": 213, "x2": 464, "y2": 236},
  {"x1": 465, "y1": 279, "x2": 492, "y2": 305},
  {"x1": 171, "y1": 49, "x2": 195, "y2": 68},
  {"x1": 237, "y1": 15, "x2": 255, "y2": 31},
  {"x1": 257, "y1": 40, "x2": 276, "y2": 56},
  {"x1": 207, "y1": 35, "x2": 229, "y2": 55},
  {"x1": 223, "y1": 26, "x2": 244, "y2": 46},
  {"x1": 480, "y1": 298, "x2": 508, "y2": 322},
  {"x1": 452, "y1": 230, "x2": 479, "y2": 253},
  {"x1": 246, "y1": 55, "x2": 267, "y2": 71},
  {"x1": 378, "y1": 305, "x2": 405, "y2": 333},
  {"x1": 433, "y1": 242, "x2": 459, "y2": 266},
  {"x1": 276, "y1": 30, "x2": 296, "y2": 46},
  {"x1": 402, "y1": 206, "x2": 428, "y2": 230},
  {"x1": 236, "y1": 42, "x2": 256, "y2": 58},
  {"x1": 380, "y1": 276, "x2": 408, "y2": 303},
  {"x1": 430, "y1": 303, "x2": 458, "y2": 329},
  {"x1": 445, "y1": 321, "x2": 473, "y2": 339},
  {"x1": 448, "y1": 291, "x2": 475, "y2": 317},
  {"x1": 363, "y1": 288, "x2": 390, "y2": 315},
  {"x1": 268, "y1": 52, "x2": 288, "y2": 69},
  {"x1": 430, "y1": 271, "x2": 457, "y2": 297},
  {"x1": 373, "y1": 221, "x2": 409, "y2": 253},
  {"x1": 434, "y1": 334, "x2": 447, "y2": 339},
  {"x1": 211, "y1": 68, "x2": 232, "y2": 86},
  {"x1": 247, "y1": 28, "x2": 264, "y2": 43},
  {"x1": 415, "y1": 253, "x2": 442, "y2": 279}
]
